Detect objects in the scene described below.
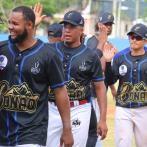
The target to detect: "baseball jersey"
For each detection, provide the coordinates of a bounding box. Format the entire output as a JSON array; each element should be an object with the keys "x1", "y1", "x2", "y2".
[
  {"x1": 106, "y1": 50, "x2": 147, "y2": 108},
  {"x1": 47, "y1": 41, "x2": 104, "y2": 102},
  {"x1": 0, "y1": 39, "x2": 65, "y2": 146}
]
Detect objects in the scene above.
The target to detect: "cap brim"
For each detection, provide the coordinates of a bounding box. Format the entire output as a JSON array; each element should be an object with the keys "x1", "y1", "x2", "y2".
[
  {"x1": 127, "y1": 31, "x2": 144, "y2": 38},
  {"x1": 59, "y1": 20, "x2": 79, "y2": 26},
  {"x1": 100, "y1": 20, "x2": 114, "y2": 24}
]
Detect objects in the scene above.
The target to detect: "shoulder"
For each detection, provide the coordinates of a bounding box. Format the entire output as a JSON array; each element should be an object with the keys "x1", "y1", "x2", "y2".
[
  {"x1": 0, "y1": 40, "x2": 9, "y2": 48},
  {"x1": 86, "y1": 36, "x2": 99, "y2": 51},
  {"x1": 113, "y1": 47, "x2": 130, "y2": 62}
]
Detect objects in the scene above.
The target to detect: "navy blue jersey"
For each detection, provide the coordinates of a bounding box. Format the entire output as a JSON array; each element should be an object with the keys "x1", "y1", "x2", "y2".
[
  {"x1": 0, "y1": 39, "x2": 65, "y2": 146},
  {"x1": 106, "y1": 50, "x2": 147, "y2": 108},
  {"x1": 47, "y1": 41, "x2": 104, "y2": 102}
]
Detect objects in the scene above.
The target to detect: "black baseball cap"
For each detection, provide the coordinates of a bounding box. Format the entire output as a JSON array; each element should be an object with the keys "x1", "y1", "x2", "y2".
[
  {"x1": 48, "y1": 23, "x2": 63, "y2": 37},
  {"x1": 59, "y1": 10, "x2": 84, "y2": 27},
  {"x1": 127, "y1": 23, "x2": 147, "y2": 39},
  {"x1": 99, "y1": 12, "x2": 114, "y2": 24}
]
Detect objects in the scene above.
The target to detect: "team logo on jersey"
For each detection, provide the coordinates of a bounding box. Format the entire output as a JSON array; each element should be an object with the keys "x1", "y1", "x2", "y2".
[
  {"x1": 0, "y1": 80, "x2": 39, "y2": 113},
  {"x1": 49, "y1": 78, "x2": 86, "y2": 101},
  {"x1": 71, "y1": 118, "x2": 81, "y2": 127},
  {"x1": 119, "y1": 65, "x2": 127, "y2": 76},
  {"x1": 118, "y1": 81, "x2": 147, "y2": 105},
  {"x1": 0, "y1": 55, "x2": 8, "y2": 70},
  {"x1": 31, "y1": 61, "x2": 40, "y2": 74},
  {"x1": 79, "y1": 60, "x2": 87, "y2": 71}
]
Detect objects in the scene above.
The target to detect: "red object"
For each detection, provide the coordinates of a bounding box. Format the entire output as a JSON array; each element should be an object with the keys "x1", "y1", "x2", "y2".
[{"x1": 51, "y1": 100, "x2": 87, "y2": 107}]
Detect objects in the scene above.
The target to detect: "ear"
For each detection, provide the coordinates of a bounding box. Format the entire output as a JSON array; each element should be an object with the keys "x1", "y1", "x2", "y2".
[
  {"x1": 98, "y1": 22, "x2": 101, "y2": 29},
  {"x1": 80, "y1": 27, "x2": 84, "y2": 36},
  {"x1": 26, "y1": 21, "x2": 34, "y2": 30}
]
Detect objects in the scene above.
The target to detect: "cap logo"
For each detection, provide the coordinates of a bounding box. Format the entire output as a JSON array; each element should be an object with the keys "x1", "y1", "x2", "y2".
[
  {"x1": 100, "y1": 17, "x2": 102, "y2": 21},
  {"x1": 68, "y1": 13, "x2": 74, "y2": 18},
  {"x1": 135, "y1": 26, "x2": 141, "y2": 31},
  {"x1": 108, "y1": 15, "x2": 111, "y2": 20},
  {"x1": 79, "y1": 19, "x2": 83, "y2": 25}
]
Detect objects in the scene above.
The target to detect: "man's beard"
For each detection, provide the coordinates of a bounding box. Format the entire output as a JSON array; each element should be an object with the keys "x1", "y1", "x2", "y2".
[
  {"x1": 9, "y1": 28, "x2": 28, "y2": 44},
  {"x1": 64, "y1": 41, "x2": 73, "y2": 46}
]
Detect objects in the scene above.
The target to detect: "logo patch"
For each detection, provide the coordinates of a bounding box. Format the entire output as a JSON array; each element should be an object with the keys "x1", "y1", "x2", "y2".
[
  {"x1": 100, "y1": 17, "x2": 102, "y2": 21},
  {"x1": 79, "y1": 60, "x2": 87, "y2": 71},
  {"x1": 31, "y1": 61, "x2": 40, "y2": 74},
  {"x1": 68, "y1": 13, "x2": 74, "y2": 18},
  {"x1": 119, "y1": 65, "x2": 127, "y2": 76},
  {"x1": 0, "y1": 55, "x2": 8, "y2": 70},
  {"x1": 79, "y1": 19, "x2": 83, "y2": 25},
  {"x1": 71, "y1": 118, "x2": 81, "y2": 127},
  {"x1": 134, "y1": 26, "x2": 141, "y2": 31},
  {"x1": 108, "y1": 15, "x2": 111, "y2": 19}
]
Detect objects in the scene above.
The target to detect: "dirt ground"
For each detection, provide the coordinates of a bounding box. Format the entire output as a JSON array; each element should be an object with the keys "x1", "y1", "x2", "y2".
[{"x1": 107, "y1": 105, "x2": 116, "y2": 118}]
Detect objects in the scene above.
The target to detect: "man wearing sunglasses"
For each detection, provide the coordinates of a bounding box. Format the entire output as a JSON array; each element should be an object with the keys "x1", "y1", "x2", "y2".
[{"x1": 104, "y1": 23, "x2": 147, "y2": 147}]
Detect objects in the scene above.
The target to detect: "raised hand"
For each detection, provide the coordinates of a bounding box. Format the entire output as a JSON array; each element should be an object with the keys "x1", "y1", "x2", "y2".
[
  {"x1": 103, "y1": 43, "x2": 115, "y2": 62},
  {"x1": 30, "y1": 3, "x2": 46, "y2": 27},
  {"x1": 93, "y1": 25, "x2": 107, "y2": 44}
]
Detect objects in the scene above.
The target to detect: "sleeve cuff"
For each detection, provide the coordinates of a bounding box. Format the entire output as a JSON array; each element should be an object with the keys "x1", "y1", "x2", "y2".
[{"x1": 50, "y1": 81, "x2": 66, "y2": 89}]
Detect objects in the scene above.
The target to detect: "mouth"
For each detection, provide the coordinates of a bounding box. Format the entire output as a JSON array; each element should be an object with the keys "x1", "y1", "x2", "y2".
[
  {"x1": 10, "y1": 31, "x2": 17, "y2": 38},
  {"x1": 65, "y1": 35, "x2": 72, "y2": 40}
]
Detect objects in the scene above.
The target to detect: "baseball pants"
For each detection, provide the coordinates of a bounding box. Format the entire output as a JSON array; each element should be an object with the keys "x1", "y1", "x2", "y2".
[
  {"x1": 0, "y1": 145, "x2": 44, "y2": 147},
  {"x1": 46, "y1": 101, "x2": 91, "y2": 147},
  {"x1": 92, "y1": 97, "x2": 103, "y2": 147},
  {"x1": 115, "y1": 106, "x2": 147, "y2": 147}
]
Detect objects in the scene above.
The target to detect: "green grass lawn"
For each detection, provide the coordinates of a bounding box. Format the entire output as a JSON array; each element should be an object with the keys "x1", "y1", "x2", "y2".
[{"x1": 103, "y1": 87, "x2": 136, "y2": 147}]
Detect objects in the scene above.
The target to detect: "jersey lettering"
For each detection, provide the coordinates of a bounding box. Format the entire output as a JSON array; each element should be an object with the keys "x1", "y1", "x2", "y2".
[
  {"x1": 118, "y1": 81, "x2": 147, "y2": 105},
  {"x1": 0, "y1": 80, "x2": 39, "y2": 113}
]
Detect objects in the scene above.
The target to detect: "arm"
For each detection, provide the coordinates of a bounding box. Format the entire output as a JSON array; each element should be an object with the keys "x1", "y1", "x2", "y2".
[
  {"x1": 30, "y1": 3, "x2": 46, "y2": 37},
  {"x1": 109, "y1": 84, "x2": 117, "y2": 101},
  {"x1": 93, "y1": 81, "x2": 108, "y2": 140},
  {"x1": 54, "y1": 86, "x2": 74, "y2": 147}
]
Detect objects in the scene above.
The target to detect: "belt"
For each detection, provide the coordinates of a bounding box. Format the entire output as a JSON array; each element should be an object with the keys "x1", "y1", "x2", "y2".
[{"x1": 50, "y1": 100, "x2": 88, "y2": 107}]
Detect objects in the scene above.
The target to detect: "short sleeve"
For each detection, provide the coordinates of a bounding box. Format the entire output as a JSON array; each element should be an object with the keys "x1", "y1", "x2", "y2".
[
  {"x1": 95, "y1": 49, "x2": 103, "y2": 59},
  {"x1": 86, "y1": 36, "x2": 99, "y2": 51},
  {"x1": 90, "y1": 54, "x2": 104, "y2": 82},
  {"x1": 46, "y1": 53, "x2": 66, "y2": 88}
]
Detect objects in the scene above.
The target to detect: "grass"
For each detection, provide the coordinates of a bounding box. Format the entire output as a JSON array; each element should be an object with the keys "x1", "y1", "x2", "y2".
[{"x1": 103, "y1": 86, "x2": 136, "y2": 147}]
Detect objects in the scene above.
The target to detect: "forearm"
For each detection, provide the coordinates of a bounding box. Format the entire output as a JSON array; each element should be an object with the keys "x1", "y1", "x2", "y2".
[
  {"x1": 54, "y1": 86, "x2": 71, "y2": 131},
  {"x1": 109, "y1": 84, "x2": 115, "y2": 90},
  {"x1": 100, "y1": 56, "x2": 106, "y2": 72},
  {"x1": 94, "y1": 82, "x2": 107, "y2": 121},
  {"x1": 105, "y1": 62, "x2": 116, "y2": 85},
  {"x1": 34, "y1": 26, "x2": 37, "y2": 37},
  {"x1": 97, "y1": 42, "x2": 105, "y2": 52}
]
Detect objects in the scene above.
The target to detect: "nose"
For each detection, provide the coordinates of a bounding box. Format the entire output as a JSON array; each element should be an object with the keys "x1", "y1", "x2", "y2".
[{"x1": 8, "y1": 23, "x2": 13, "y2": 30}]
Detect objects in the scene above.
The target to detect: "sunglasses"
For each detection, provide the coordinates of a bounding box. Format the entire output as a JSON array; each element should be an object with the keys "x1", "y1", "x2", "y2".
[{"x1": 128, "y1": 35, "x2": 143, "y2": 41}]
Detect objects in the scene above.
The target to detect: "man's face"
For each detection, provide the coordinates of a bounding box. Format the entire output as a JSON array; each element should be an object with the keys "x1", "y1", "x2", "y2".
[
  {"x1": 103, "y1": 22, "x2": 113, "y2": 35},
  {"x1": 62, "y1": 22, "x2": 83, "y2": 46},
  {"x1": 129, "y1": 33, "x2": 147, "y2": 50},
  {"x1": 8, "y1": 12, "x2": 28, "y2": 43}
]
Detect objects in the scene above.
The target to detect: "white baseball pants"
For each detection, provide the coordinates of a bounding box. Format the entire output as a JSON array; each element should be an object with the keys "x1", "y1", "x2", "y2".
[
  {"x1": 46, "y1": 102, "x2": 91, "y2": 147},
  {"x1": 115, "y1": 106, "x2": 147, "y2": 147}
]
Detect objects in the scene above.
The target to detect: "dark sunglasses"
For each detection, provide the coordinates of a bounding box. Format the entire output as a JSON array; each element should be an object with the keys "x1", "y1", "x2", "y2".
[{"x1": 128, "y1": 35, "x2": 143, "y2": 41}]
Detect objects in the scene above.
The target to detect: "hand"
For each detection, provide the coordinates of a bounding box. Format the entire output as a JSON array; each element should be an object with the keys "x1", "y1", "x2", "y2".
[
  {"x1": 103, "y1": 43, "x2": 115, "y2": 62},
  {"x1": 110, "y1": 85, "x2": 117, "y2": 101},
  {"x1": 60, "y1": 129, "x2": 74, "y2": 147},
  {"x1": 97, "y1": 119, "x2": 108, "y2": 140},
  {"x1": 30, "y1": 3, "x2": 46, "y2": 27},
  {"x1": 93, "y1": 26, "x2": 107, "y2": 44}
]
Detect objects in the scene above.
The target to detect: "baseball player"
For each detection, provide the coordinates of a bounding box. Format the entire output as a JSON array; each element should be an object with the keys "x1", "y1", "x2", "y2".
[
  {"x1": 47, "y1": 23, "x2": 63, "y2": 43},
  {"x1": 44, "y1": 10, "x2": 108, "y2": 147},
  {"x1": 104, "y1": 23, "x2": 147, "y2": 147},
  {"x1": 0, "y1": 6, "x2": 74, "y2": 147},
  {"x1": 86, "y1": 12, "x2": 117, "y2": 147}
]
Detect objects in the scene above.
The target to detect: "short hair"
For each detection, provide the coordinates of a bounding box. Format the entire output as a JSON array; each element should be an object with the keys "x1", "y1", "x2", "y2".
[{"x1": 12, "y1": 6, "x2": 35, "y2": 28}]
